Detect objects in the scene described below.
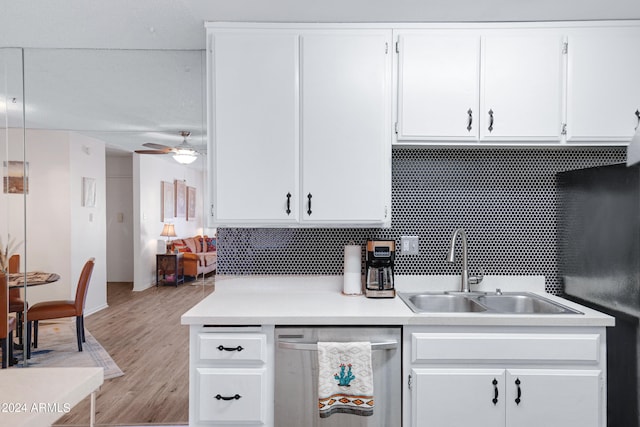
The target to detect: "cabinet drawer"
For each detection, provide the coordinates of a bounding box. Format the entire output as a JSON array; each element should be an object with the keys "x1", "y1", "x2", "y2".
[
  {"x1": 198, "y1": 333, "x2": 267, "y2": 362},
  {"x1": 412, "y1": 332, "x2": 600, "y2": 363},
  {"x1": 196, "y1": 367, "x2": 266, "y2": 423}
]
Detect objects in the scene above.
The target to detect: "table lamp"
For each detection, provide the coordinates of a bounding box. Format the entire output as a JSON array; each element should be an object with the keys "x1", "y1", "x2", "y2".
[{"x1": 160, "y1": 223, "x2": 177, "y2": 253}]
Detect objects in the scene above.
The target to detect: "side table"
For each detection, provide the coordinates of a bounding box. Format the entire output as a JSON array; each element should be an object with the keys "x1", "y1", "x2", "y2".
[{"x1": 156, "y1": 253, "x2": 185, "y2": 287}]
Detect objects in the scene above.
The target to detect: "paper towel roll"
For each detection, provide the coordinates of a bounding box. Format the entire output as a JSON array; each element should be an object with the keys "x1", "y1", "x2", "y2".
[{"x1": 343, "y1": 245, "x2": 362, "y2": 295}]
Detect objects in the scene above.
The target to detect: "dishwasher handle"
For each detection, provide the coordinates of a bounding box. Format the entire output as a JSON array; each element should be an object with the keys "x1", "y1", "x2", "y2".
[{"x1": 278, "y1": 340, "x2": 398, "y2": 351}]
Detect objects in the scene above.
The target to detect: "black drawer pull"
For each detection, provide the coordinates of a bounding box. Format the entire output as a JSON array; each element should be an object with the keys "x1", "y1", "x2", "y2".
[
  {"x1": 488, "y1": 109, "x2": 494, "y2": 132},
  {"x1": 217, "y1": 345, "x2": 244, "y2": 352},
  {"x1": 307, "y1": 193, "x2": 312, "y2": 216},
  {"x1": 492, "y1": 378, "x2": 499, "y2": 405},
  {"x1": 286, "y1": 192, "x2": 292, "y2": 215},
  {"x1": 215, "y1": 394, "x2": 242, "y2": 401},
  {"x1": 515, "y1": 378, "x2": 522, "y2": 405},
  {"x1": 467, "y1": 108, "x2": 473, "y2": 132}
]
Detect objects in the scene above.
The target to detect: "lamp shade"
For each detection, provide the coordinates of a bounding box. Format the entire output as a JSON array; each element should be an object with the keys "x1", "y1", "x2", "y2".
[
  {"x1": 173, "y1": 149, "x2": 198, "y2": 165},
  {"x1": 160, "y1": 223, "x2": 177, "y2": 238}
]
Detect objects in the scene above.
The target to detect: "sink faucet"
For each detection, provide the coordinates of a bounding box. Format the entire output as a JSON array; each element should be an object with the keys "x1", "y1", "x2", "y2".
[{"x1": 446, "y1": 228, "x2": 483, "y2": 292}]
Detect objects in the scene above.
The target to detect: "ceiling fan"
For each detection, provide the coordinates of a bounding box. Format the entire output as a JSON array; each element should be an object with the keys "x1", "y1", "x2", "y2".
[{"x1": 135, "y1": 131, "x2": 205, "y2": 164}]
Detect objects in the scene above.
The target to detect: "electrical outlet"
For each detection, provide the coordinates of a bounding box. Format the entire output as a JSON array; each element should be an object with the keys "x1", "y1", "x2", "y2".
[{"x1": 401, "y1": 236, "x2": 419, "y2": 255}]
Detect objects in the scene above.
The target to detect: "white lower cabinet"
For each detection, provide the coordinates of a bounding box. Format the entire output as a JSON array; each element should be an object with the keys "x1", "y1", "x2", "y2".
[
  {"x1": 189, "y1": 326, "x2": 275, "y2": 426},
  {"x1": 197, "y1": 368, "x2": 267, "y2": 423},
  {"x1": 411, "y1": 368, "x2": 601, "y2": 427},
  {"x1": 404, "y1": 326, "x2": 607, "y2": 427}
]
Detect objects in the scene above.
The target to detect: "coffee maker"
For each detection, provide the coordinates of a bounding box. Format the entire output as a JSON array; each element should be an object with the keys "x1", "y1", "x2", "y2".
[{"x1": 364, "y1": 239, "x2": 396, "y2": 298}]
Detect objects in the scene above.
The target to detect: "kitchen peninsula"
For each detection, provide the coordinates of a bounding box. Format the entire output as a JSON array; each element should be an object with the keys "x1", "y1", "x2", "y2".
[{"x1": 182, "y1": 275, "x2": 613, "y2": 427}]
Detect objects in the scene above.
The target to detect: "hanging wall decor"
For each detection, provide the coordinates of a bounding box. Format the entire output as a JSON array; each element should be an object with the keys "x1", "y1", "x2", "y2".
[
  {"x1": 175, "y1": 179, "x2": 186, "y2": 218},
  {"x1": 81, "y1": 177, "x2": 96, "y2": 207},
  {"x1": 187, "y1": 186, "x2": 196, "y2": 221},
  {"x1": 161, "y1": 181, "x2": 174, "y2": 221},
  {"x1": 3, "y1": 161, "x2": 28, "y2": 194}
]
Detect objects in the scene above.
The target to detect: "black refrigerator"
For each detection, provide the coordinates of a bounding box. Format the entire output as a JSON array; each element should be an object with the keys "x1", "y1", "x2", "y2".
[{"x1": 558, "y1": 163, "x2": 640, "y2": 427}]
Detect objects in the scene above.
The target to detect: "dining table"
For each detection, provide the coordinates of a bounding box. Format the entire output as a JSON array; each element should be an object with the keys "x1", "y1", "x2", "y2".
[
  {"x1": 7, "y1": 272, "x2": 60, "y2": 288},
  {"x1": 6, "y1": 272, "x2": 60, "y2": 355}
]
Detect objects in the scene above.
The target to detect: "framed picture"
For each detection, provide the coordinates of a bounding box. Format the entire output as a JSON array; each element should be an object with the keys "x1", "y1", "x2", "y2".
[
  {"x1": 161, "y1": 181, "x2": 174, "y2": 221},
  {"x1": 187, "y1": 186, "x2": 196, "y2": 221},
  {"x1": 175, "y1": 179, "x2": 186, "y2": 218},
  {"x1": 3, "y1": 161, "x2": 28, "y2": 194},
  {"x1": 81, "y1": 177, "x2": 96, "y2": 207}
]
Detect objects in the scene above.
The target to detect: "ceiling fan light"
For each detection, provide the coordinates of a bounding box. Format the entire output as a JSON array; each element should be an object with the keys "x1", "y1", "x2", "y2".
[{"x1": 172, "y1": 148, "x2": 198, "y2": 164}]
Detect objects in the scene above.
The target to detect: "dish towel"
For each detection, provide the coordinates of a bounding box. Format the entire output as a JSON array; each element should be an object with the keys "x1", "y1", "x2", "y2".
[{"x1": 317, "y1": 341, "x2": 374, "y2": 418}]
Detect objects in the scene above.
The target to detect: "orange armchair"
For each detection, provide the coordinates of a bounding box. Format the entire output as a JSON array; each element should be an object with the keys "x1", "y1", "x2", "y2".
[{"x1": 26, "y1": 258, "x2": 95, "y2": 358}]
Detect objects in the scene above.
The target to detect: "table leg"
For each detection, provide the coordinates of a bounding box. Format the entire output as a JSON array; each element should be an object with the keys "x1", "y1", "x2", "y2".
[{"x1": 90, "y1": 391, "x2": 96, "y2": 427}]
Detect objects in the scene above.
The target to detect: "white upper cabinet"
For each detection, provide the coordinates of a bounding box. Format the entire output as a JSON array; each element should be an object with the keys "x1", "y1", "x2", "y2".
[
  {"x1": 300, "y1": 31, "x2": 391, "y2": 224},
  {"x1": 207, "y1": 25, "x2": 391, "y2": 227},
  {"x1": 395, "y1": 29, "x2": 565, "y2": 144},
  {"x1": 208, "y1": 31, "x2": 300, "y2": 225},
  {"x1": 480, "y1": 32, "x2": 565, "y2": 142},
  {"x1": 566, "y1": 26, "x2": 640, "y2": 143},
  {"x1": 396, "y1": 31, "x2": 480, "y2": 141}
]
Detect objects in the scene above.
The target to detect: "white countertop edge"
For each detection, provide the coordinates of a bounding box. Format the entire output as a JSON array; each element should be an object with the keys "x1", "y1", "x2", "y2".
[
  {"x1": 0, "y1": 367, "x2": 104, "y2": 427},
  {"x1": 181, "y1": 274, "x2": 614, "y2": 327}
]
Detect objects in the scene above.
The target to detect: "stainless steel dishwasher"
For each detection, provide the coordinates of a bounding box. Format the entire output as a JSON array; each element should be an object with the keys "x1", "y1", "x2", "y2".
[{"x1": 275, "y1": 326, "x2": 402, "y2": 426}]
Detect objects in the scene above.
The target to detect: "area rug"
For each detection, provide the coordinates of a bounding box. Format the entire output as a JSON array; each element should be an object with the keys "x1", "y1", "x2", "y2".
[{"x1": 14, "y1": 322, "x2": 124, "y2": 380}]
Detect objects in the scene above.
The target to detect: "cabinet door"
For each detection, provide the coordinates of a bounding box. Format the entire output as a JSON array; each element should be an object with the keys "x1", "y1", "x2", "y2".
[
  {"x1": 411, "y1": 368, "x2": 505, "y2": 427},
  {"x1": 396, "y1": 31, "x2": 480, "y2": 141},
  {"x1": 300, "y1": 30, "x2": 391, "y2": 224},
  {"x1": 566, "y1": 27, "x2": 640, "y2": 143},
  {"x1": 209, "y1": 31, "x2": 299, "y2": 225},
  {"x1": 480, "y1": 32, "x2": 564, "y2": 142},
  {"x1": 197, "y1": 367, "x2": 267, "y2": 423},
  {"x1": 506, "y1": 369, "x2": 602, "y2": 427}
]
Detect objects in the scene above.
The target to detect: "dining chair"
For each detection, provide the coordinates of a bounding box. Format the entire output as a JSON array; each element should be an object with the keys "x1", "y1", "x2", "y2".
[
  {"x1": 0, "y1": 272, "x2": 16, "y2": 368},
  {"x1": 8, "y1": 254, "x2": 26, "y2": 344},
  {"x1": 26, "y1": 258, "x2": 95, "y2": 358}
]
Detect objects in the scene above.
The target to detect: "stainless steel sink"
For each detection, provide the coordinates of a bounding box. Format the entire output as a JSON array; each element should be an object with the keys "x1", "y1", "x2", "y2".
[
  {"x1": 399, "y1": 291, "x2": 582, "y2": 315},
  {"x1": 403, "y1": 293, "x2": 487, "y2": 313},
  {"x1": 475, "y1": 293, "x2": 582, "y2": 314}
]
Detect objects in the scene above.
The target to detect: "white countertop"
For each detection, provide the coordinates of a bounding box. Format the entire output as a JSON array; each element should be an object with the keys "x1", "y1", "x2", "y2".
[
  {"x1": 0, "y1": 367, "x2": 103, "y2": 427},
  {"x1": 181, "y1": 275, "x2": 614, "y2": 327}
]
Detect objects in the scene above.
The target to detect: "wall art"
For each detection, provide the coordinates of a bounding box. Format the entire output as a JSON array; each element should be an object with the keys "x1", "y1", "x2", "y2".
[
  {"x1": 161, "y1": 181, "x2": 174, "y2": 221},
  {"x1": 175, "y1": 179, "x2": 186, "y2": 218},
  {"x1": 3, "y1": 161, "x2": 28, "y2": 194},
  {"x1": 187, "y1": 186, "x2": 196, "y2": 221}
]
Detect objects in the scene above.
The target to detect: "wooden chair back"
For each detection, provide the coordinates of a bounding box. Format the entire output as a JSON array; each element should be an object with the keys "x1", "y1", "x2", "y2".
[
  {"x1": 8, "y1": 254, "x2": 20, "y2": 301},
  {"x1": 8, "y1": 254, "x2": 19, "y2": 274},
  {"x1": 0, "y1": 273, "x2": 8, "y2": 339},
  {"x1": 74, "y1": 258, "x2": 95, "y2": 314}
]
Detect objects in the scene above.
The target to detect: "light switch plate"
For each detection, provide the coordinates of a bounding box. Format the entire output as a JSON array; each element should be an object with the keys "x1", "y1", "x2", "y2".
[{"x1": 400, "y1": 236, "x2": 419, "y2": 255}]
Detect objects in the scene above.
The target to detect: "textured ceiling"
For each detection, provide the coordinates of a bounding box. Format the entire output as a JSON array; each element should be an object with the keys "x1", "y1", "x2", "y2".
[{"x1": 1, "y1": 0, "x2": 639, "y2": 155}]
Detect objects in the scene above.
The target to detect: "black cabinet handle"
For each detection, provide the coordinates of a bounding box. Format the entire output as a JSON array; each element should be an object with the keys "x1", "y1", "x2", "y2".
[
  {"x1": 635, "y1": 109, "x2": 640, "y2": 130},
  {"x1": 488, "y1": 109, "x2": 494, "y2": 132},
  {"x1": 307, "y1": 193, "x2": 312, "y2": 216},
  {"x1": 515, "y1": 378, "x2": 521, "y2": 405},
  {"x1": 217, "y1": 345, "x2": 244, "y2": 352},
  {"x1": 492, "y1": 378, "x2": 499, "y2": 405},
  {"x1": 286, "y1": 192, "x2": 291, "y2": 215},
  {"x1": 467, "y1": 108, "x2": 473, "y2": 132},
  {"x1": 215, "y1": 394, "x2": 242, "y2": 401}
]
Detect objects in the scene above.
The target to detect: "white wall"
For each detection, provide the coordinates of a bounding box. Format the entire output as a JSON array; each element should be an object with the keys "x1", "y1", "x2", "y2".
[
  {"x1": 4, "y1": 129, "x2": 108, "y2": 316},
  {"x1": 133, "y1": 154, "x2": 204, "y2": 291},
  {"x1": 69, "y1": 132, "x2": 107, "y2": 315},
  {"x1": 106, "y1": 155, "x2": 133, "y2": 282}
]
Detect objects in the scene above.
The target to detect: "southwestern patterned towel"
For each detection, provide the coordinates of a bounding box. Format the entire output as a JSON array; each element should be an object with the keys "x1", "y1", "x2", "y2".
[{"x1": 317, "y1": 341, "x2": 374, "y2": 418}]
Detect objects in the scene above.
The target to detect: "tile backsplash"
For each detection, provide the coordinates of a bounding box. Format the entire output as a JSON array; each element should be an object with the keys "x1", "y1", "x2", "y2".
[{"x1": 218, "y1": 147, "x2": 626, "y2": 294}]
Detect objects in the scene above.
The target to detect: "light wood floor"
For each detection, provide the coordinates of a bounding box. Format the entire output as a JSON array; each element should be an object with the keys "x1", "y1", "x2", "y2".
[{"x1": 55, "y1": 279, "x2": 215, "y2": 426}]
